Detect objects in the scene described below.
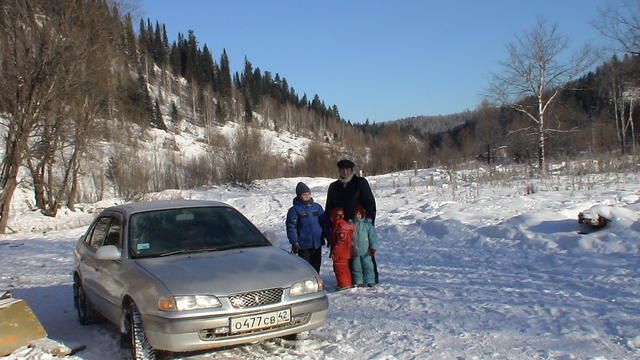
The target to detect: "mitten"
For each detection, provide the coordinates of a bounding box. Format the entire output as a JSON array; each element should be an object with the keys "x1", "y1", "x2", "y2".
[
  {"x1": 369, "y1": 248, "x2": 376, "y2": 257},
  {"x1": 291, "y1": 243, "x2": 299, "y2": 254}
]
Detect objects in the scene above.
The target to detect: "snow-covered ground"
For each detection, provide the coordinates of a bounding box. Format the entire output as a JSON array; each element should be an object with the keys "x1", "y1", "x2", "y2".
[{"x1": 1, "y1": 168, "x2": 640, "y2": 359}]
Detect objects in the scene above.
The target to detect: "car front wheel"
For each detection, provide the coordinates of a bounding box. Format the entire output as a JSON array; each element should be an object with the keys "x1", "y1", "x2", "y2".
[{"x1": 129, "y1": 303, "x2": 157, "y2": 360}]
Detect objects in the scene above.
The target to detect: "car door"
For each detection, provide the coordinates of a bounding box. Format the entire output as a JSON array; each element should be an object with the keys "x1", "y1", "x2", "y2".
[
  {"x1": 77, "y1": 216, "x2": 111, "y2": 313},
  {"x1": 93, "y1": 214, "x2": 127, "y2": 324}
]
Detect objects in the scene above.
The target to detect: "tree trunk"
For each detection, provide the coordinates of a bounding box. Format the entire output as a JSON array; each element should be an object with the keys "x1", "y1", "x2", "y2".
[
  {"x1": 167, "y1": 69, "x2": 172, "y2": 94},
  {"x1": 45, "y1": 150, "x2": 55, "y2": 214},
  {"x1": 191, "y1": 81, "x2": 197, "y2": 118},
  {"x1": 67, "y1": 157, "x2": 80, "y2": 211},
  {"x1": 487, "y1": 144, "x2": 491, "y2": 165},
  {"x1": 610, "y1": 71, "x2": 623, "y2": 153},
  {"x1": 0, "y1": 124, "x2": 33, "y2": 233},
  {"x1": 0, "y1": 147, "x2": 24, "y2": 233},
  {"x1": 620, "y1": 99, "x2": 627, "y2": 154},
  {"x1": 26, "y1": 156, "x2": 46, "y2": 209},
  {"x1": 61, "y1": 143, "x2": 80, "y2": 211},
  {"x1": 45, "y1": 145, "x2": 78, "y2": 217},
  {"x1": 0, "y1": 177, "x2": 18, "y2": 233},
  {"x1": 629, "y1": 99, "x2": 636, "y2": 154},
  {"x1": 538, "y1": 113, "x2": 546, "y2": 176}
]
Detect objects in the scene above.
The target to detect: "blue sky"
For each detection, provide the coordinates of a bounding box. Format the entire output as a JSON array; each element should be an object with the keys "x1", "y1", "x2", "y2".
[{"x1": 137, "y1": 0, "x2": 612, "y2": 124}]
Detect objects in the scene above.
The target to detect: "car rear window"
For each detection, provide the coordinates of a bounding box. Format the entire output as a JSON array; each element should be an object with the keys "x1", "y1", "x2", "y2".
[{"x1": 129, "y1": 206, "x2": 269, "y2": 258}]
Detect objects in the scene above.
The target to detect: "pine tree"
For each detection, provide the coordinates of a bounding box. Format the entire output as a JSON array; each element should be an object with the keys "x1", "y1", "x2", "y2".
[
  {"x1": 152, "y1": 98, "x2": 167, "y2": 129},
  {"x1": 138, "y1": 18, "x2": 147, "y2": 53},
  {"x1": 146, "y1": 18, "x2": 153, "y2": 49},
  {"x1": 219, "y1": 49, "x2": 232, "y2": 98},
  {"x1": 122, "y1": 14, "x2": 137, "y2": 63},
  {"x1": 251, "y1": 67, "x2": 262, "y2": 105},
  {"x1": 281, "y1": 78, "x2": 289, "y2": 99},
  {"x1": 244, "y1": 96, "x2": 253, "y2": 123},
  {"x1": 311, "y1": 95, "x2": 322, "y2": 111},
  {"x1": 233, "y1": 72, "x2": 241, "y2": 89},
  {"x1": 331, "y1": 105, "x2": 341, "y2": 120},
  {"x1": 185, "y1": 30, "x2": 198, "y2": 82},
  {"x1": 152, "y1": 21, "x2": 165, "y2": 65},
  {"x1": 162, "y1": 24, "x2": 169, "y2": 51},
  {"x1": 200, "y1": 44, "x2": 215, "y2": 86},
  {"x1": 242, "y1": 56, "x2": 253, "y2": 93},
  {"x1": 242, "y1": 57, "x2": 255, "y2": 109},
  {"x1": 170, "y1": 101, "x2": 179, "y2": 123},
  {"x1": 177, "y1": 32, "x2": 188, "y2": 76},
  {"x1": 273, "y1": 73, "x2": 283, "y2": 103},
  {"x1": 216, "y1": 102, "x2": 226, "y2": 124},
  {"x1": 136, "y1": 68, "x2": 154, "y2": 125},
  {"x1": 262, "y1": 71, "x2": 273, "y2": 95},
  {"x1": 169, "y1": 42, "x2": 181, "y2": 75}
]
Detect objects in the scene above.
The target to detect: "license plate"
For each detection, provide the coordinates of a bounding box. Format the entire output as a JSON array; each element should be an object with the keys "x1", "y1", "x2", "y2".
[{"x1": 230, "y1": 309, "x2": 291, "y2": 334}]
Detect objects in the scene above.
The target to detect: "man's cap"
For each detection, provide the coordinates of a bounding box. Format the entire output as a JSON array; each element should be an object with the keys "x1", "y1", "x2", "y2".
[{"x1": 337, "y1": 159, "x2": 355, "y2": 169}]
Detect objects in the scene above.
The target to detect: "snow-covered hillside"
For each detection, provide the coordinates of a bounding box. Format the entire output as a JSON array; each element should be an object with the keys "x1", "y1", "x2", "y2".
[
  {"x1": 2, "y1": 119, "x2": 314, "y2": 232},
  {"x1": 1, "y1": 167, "x2": 639, "y2": 359}
]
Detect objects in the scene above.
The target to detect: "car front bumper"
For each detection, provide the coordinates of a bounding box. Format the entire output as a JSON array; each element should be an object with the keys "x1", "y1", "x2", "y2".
[{"x1": 142, "y1": 294, "x2": 328, "y2": 353}]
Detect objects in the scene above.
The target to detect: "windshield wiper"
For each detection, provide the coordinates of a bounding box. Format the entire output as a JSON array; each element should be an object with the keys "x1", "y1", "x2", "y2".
[
  {"x1": 215, "y1": 242, "x2": 269, "y2": 251},
  {"x1": 156, "y1": 247, "x2": 219, "y2": 257},
  {"x1": 156, "y1": 243, "x2": 267, "y2": 256}
]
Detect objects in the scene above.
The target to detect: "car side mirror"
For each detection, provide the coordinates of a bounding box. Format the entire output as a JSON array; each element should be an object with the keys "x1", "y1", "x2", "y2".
[
  {"x1": 96, "y1": 245, "x2": 121, "y2": 260},
  {"x1": 263, "y1": 231, "x2": 278, "y2": 245}
]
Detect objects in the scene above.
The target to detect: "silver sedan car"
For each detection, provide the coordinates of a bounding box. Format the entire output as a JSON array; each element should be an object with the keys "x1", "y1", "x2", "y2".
[{"x1": 73, "y1": 200, "x2": 328, "y2": 359}]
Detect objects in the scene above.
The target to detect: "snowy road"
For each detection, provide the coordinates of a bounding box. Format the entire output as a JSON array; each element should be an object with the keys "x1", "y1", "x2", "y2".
[{"x1": 2, "y1": 169, "x2": 640, "y2": 359}]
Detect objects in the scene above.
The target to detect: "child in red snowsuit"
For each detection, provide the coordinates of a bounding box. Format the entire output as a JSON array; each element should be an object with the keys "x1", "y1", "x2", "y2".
[{"x1": 330, "y1": 207, "x2": 356, "y2": 289}]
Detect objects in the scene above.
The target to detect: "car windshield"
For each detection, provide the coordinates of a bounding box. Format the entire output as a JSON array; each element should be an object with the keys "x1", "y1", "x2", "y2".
[{"x1": 128, "y1": 206, "x2": 270, "y2": 258}]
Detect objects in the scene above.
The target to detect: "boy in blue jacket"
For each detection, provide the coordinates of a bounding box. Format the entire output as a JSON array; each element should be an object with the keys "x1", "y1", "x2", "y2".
[{"x1": 286, "y1": 182, "x2": 327, "y2": 273}]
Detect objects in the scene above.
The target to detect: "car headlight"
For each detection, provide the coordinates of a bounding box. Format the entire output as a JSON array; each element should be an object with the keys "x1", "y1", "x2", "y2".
[
  {"x1": 290, "y1": 276, "x2": 324, "y2": 297},
  {"x1": 158, "y1": 295, "x2": 222, "y2": 311}
]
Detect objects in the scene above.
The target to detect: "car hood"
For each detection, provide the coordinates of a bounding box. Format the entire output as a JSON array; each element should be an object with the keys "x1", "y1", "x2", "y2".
[{"x1": 134, "y1": 246, "x2": 316, "y2": 295}]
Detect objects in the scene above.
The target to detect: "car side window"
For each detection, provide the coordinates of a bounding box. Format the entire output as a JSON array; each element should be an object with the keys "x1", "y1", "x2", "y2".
[
  {"x1": 103, "y1": 217, "x2": 122, "y2": 249},
  {"x1": 89, "y1": 217, "x2": 111, "y2": 250},
  {"x1": 83, "y1": 223, "x2": 96, "y2": 246}
]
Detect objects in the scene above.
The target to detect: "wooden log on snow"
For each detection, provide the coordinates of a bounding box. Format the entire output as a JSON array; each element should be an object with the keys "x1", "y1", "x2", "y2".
[{"x1": 578, "y1": 212, "x2": 610, "y2": 228}]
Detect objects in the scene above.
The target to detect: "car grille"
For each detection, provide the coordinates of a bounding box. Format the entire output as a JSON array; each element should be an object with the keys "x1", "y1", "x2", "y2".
[{"x1": 228, "y1": 288, "x2": 283, "y2": 309}]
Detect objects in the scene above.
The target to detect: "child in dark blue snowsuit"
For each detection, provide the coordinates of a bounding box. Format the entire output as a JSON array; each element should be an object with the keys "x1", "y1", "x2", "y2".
[{"x1": 286, "y1": 182, "x2": 327, "y2": 273}]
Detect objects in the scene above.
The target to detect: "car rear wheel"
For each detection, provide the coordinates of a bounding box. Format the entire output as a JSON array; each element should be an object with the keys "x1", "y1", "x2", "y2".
[
  {"x1": 74, "y1": 279, "x2": 98, "y2": 325},
  {"x1": 129, "y1": 303, "x2": 157, "y2": 360}
]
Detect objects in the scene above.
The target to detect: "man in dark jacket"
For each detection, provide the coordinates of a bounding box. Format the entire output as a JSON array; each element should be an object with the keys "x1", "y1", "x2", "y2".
[
  {"x1": 325, "y1": 159, "x2": 379, "y2": 282},
  {"x1": 325, "y1": 159, "x2": 376, "y2": 224},
  {"x1": 286, "y1": 182, "x2": 326, "y2": 273}
]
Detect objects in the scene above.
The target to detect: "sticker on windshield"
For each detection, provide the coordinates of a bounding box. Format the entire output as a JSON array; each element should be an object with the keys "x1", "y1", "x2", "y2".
[{"x1": 137, "y1": 243, "x2": 150, "y2": 250}]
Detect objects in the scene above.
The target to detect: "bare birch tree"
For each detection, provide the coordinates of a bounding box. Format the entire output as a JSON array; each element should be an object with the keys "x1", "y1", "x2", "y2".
[
  {"x1": 593, "y1": 1, "x2": 640, "y2": 154},
  {"x1": 593, "y1": 0, "x2": 640, "y2": 55},
  {"x1": 489, "y1": 18, "x2": 593, "y2": 175},
  {"x1": 0, "y1": 1, "x2": 85, "y2": 232}
]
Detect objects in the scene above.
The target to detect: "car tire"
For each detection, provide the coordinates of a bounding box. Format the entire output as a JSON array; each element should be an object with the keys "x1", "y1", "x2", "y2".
[
  {"x1": 74, "y1": 279, "x2": 99, "y2": 325},
  {"x1": 129, "y1": 304, "x2": 157, "y2": 360}
]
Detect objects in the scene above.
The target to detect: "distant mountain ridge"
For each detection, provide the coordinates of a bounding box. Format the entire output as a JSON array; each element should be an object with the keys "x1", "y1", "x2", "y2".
[{"x1": 390, "y1": 112, "x2": 475, "y2": 136}]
